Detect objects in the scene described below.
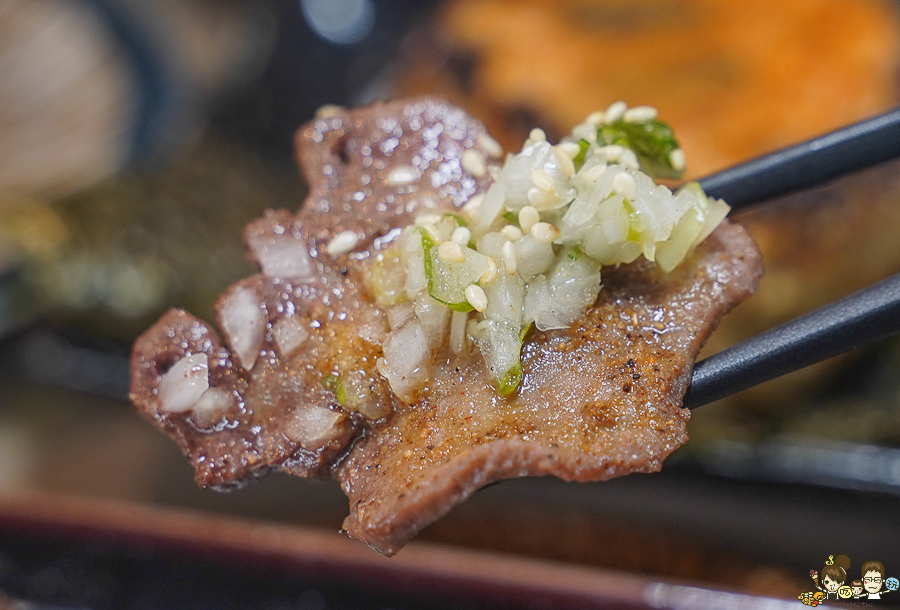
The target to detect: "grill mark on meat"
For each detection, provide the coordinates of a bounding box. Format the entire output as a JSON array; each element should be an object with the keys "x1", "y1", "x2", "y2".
[
  {"x1": 335, "y1": 221, "x2": 761, "y2": 555},
  {"x1": 130, "y1": 97, "x2": 762, "y2": 555}
]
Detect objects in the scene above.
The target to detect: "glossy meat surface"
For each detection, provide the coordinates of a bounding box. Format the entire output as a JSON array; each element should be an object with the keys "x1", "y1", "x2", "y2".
[
  {"x1": 336, "y1": 220, "x2": 762, "y2": 554},
  {"x1": 131, "y1": 98, "x2": 762, "y2": 555},
  {"x1": 131, "y1": 98, "x2": 494, "y2": 487}
]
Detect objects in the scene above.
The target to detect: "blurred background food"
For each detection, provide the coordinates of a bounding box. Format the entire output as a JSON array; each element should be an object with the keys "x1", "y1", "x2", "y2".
[
  {"x1": 3, "y1": 0, "x2": 900, "y2": 607},
  {"x1": 397, "y1": 0, "x2": 900, "y2": 178}
]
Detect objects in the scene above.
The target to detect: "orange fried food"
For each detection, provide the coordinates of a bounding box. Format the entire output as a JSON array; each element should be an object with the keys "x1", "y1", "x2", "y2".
[{"x1": 401, "y1": 0, "x2": 900, "y2": 177}]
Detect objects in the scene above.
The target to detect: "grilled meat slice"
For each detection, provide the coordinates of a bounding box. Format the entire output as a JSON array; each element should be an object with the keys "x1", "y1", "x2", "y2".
[
  {"x1": 131, "y1": 97, "x2": 762, "y2": 556},
  {"x1": 335, "y1": 220, "x2": 761, "y2": 555}
]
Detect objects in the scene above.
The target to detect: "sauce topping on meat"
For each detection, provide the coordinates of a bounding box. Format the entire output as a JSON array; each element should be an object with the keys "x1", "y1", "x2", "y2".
[{"x1": 130, "y1": 98, "x2": 762, "y2": 554}]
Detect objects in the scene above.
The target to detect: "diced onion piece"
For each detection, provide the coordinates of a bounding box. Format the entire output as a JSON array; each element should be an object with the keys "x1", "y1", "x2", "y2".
[
  {"x1": 629, "y1": 171, "x2": 691, "y2": 245},
  {"x1": 559, "y1": 162, "x2": 622, "y2": 243},
  {"x1": 496, "y1": 138, "x2": 577, "y2": 212},
  {"x1": 335, "y1": 371, "x2": 388, "y2": 419},
  {"x1": 450, "y1": 310, "x2": 468, "y2": 354},
  {"x1": 220, "y1": 285, "x2": 266, "y2": 370},
  {"x1": 158, "y1": 353, "x2": 209, "y2": 414},
  {"x1": 692, "y1": 197, "x2": 730, "y2": 248},
  {"x1": 432, "y1": 215, "x2": 460, "y2": 244},
  {"x1": 356, "y1": 308, "x2": 388, "y2": 345},
  {"x1": 514, "y1": 235, "x2": 555, "y2": 279},
  {"x1": 496, "y1": 140, "x2": 553, "y2": 210},
  {"x1": 380, "y1": 321, "x2": 430, "y2": 402},
  {"x1": 596, "y1": 195, "x2": 629, "y2": 244},
  {"x1": 476, "y1": 231, "x2": 508, "y2": 261},
  {"x1": 332, "y1": 369, "x2": 390, "y2": 420},
  {"x1": 523, "y1": 275, "x2": 550, "y2": 327},
  {"x1": 473, "y1": 320, "x2": 524, "y2": 393},
  {"x1": 248, "y1": 232, "x2": 316, "y2": 281},
  {"x1": 404, "y1": 231, "x2": 428, "y2": 299},
  {"x1": 387, "y1": 302, "x2": 415, "y2": 330},
  {"x1": 558, "y1": 194, "x2": 600, "y2": 244},
  {"x1": 468, "y1": 183, "x2": 507, "y2": 239},
  {"x1": 369, "y1": 249, "x2": 407, "y2": 307},
  {"x1": 191, "y1": 387, "x2": 233, "y2": 429},
  {"x1": 427, "y1": 243, "x2": 490, "y2": 311},
  {"x1": 655, "y1": 189, "x2": 706, "y2": 272},
  {"x1": 526, "y1": 251, "x2": 602, "y2": 331},
  {"x1": 272, "y1": 316, "x2": 309, "y2": 357},
  {"x1": 415, "y1": 293, "x2": 451, "y2": 349},
  {"x1": 582, "y1": 194, "x2": 645, "y2": 266},
  {"x1": 655, "y1": 187, "x2": 730, "y2": 272},
  {"x1": 284, "y1": 406, "x2": 345, "y2": 450},
  {"x1": 478, "y1": 232, "x2": 526, "y2": 328}
]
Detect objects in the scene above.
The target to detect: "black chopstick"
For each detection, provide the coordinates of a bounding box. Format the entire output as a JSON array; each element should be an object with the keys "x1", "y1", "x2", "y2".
[
  {"x1": 697, "y1": 107, "x2": 900, "y2": 210},
  {"x1": 684, "y1": 272, "x2": 900, "y2": 409}
]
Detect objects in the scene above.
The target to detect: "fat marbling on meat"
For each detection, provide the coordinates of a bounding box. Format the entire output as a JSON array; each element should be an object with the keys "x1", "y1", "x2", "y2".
[{"x1": 130, "y1": 97, "x2": 763, "y2": 555}]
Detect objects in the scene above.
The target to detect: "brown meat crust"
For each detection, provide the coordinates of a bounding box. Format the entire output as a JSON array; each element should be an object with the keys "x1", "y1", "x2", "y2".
[{"x1": 335, "y1": 220, "x2": 761, "y2": 555}]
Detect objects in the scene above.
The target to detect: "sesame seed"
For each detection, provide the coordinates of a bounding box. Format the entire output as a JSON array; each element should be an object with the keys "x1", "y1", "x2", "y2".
[
  {"x1": 531, "y1": 169, "x2": 555, "y2": 193},
  {"x1": 623, "y1": 105, "x2": 658, "y2": 123},
  {"x1": 554, "y1": 147, "x2": 576, "y2": 178},
  {"x1": 461, "y1": 149, "x2": 487, "y2": 178},
  {"x1": 527, "y1": 187, "x2": 560, "y2": 210},
  {"x1": 518, "y1": 206, "x2": 540, "y2": 233},
  {"x1": 375, "y1": 357, "x2": 389, "y2": 378},
  {"x1": 620, "y1": 149, "x2": 640, "y2": 170},
  {"x1": 586, "y1": 111, "x2": 606, "y2": 126},
  {"x1": 558, "y1": 142, "x2": 582, "y2": 159},
  {"x1": 415, "y1": 214, "x2": 442, "y2": 227},
  {"x1": 605, "y1": 101, "x2": 627, "y2": 123},
  {"x1": 599, "y1": 145, "x2": 624, "y2": 162},
  {"x1": 315, "y1": 104, "x2": 345, "y2": 118},
  {"x1": 461, "y1": 193, "x2": 484, "y2": 217},
  {"x1": 531, "y1": 222, "x2": 561, "y2": 244},
  {"x1": 501, "y1": 225, "x2": 524, "y2": 241},
  {"x1": 480, "y1": 257, "x2": 498, "y2": 284},
  {"x1": 451, "y1": 226, "x2": 472, "y2": 246},
  {"x1": 613, "y1": 172, "x2": 637, "y2": 200},
  {"x1": 465, "y1": 285, "x2": 488, "y2": 312},
  {"x1": 386, "y1": 166, "x2": 418, "y2": 185},
  {"x1": 326, "y1": 231, "x2": 359, "y2": 258},
  {"x1": 669, "y1": 148, "x2": 686, "y2": 172},
  {"x1": 501, "y1": 241, "x2": 518, "y2": 274},
  {"x1": 571, "y1": 122, "x2": 598, "y2": 142},
  {"x1": 528, "y1": 127, "x2": 547, "y2": 142},
  {"x1": 580, "y1": 164, "x2": 607, "y2": 182},
  {"x1": 438, "y1": 241, "x2": 467, "y2": 263},
  {"x1": 476, "y1": 133, "x2": 504, "y2": 159}
]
